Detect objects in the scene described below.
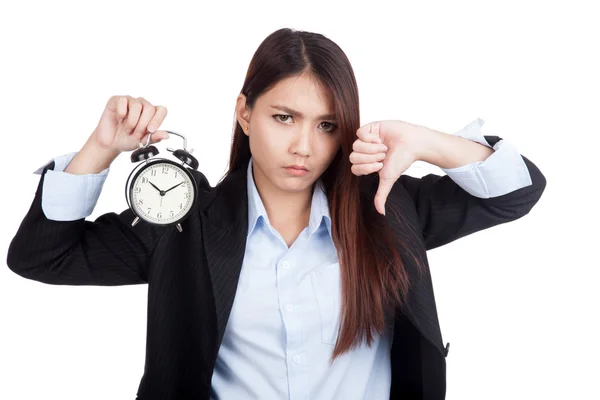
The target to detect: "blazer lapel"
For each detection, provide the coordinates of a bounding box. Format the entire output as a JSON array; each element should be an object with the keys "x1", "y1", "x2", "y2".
[{"x1": 199, "y1": 166, "x2": 249, "y2": 346}]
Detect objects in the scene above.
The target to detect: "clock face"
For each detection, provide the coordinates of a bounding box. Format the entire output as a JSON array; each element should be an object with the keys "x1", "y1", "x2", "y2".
[{"x1": 130, "y1": 161, "x2": 195, "y2": 225}]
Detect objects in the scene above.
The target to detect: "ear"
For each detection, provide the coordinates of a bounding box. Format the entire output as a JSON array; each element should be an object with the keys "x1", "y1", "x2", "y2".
[{"x1": 236, "y1": 94, "x2": 251, "y2": 137}]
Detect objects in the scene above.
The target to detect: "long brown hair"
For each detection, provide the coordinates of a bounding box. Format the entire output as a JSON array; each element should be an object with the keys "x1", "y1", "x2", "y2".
[{"x1": 221, "y1": 28, "x2": 425, "y2": 362}]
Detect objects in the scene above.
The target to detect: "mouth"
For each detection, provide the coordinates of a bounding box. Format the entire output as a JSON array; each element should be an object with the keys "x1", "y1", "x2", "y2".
[
  {"x1": 285, "y1": 165, "x2": 308, "y2": 171},
  {"x1": 284, "y1": 166, "x2": 309, "y2": 176}
]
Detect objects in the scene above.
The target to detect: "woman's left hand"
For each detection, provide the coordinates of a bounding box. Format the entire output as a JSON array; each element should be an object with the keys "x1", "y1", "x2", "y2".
[{"x1": 350, "y1": 120, "x2": 424, "y2": 216}]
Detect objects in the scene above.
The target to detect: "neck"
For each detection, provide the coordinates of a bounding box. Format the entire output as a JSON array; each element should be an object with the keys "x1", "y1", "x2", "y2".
[{"x1": 252, "y1": 167, "x2": 313, "y2": 228}]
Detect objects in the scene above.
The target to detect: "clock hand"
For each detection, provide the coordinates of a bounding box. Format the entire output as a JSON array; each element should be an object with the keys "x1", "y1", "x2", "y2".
[
  {"x1": 149, "y1": 181, "x2": 163, "y2": 193},
  {"x1": 164, "y1": 181, "x2": 185, "y2": 194}
]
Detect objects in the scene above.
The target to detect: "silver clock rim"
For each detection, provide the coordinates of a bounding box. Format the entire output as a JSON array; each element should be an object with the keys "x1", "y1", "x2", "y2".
[{"x1": 126, "y1": 159, "x2": 197, "y2": 228}]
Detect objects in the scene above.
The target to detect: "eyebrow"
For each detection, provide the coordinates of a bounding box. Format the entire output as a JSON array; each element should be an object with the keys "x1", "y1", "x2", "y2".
[{"x1": 269, "y1": 105, "x2": 337, "y2": 120}]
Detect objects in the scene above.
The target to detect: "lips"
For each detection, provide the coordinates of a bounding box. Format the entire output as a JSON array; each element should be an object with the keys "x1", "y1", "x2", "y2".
[{"x1": 286, "y1": 165, "x2": 308, "y2": 171}]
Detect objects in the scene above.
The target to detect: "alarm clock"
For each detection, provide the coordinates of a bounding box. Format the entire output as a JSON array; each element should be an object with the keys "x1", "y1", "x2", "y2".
[{"x1": 125, "y1": 130, "x2": 199, "y2": 233}]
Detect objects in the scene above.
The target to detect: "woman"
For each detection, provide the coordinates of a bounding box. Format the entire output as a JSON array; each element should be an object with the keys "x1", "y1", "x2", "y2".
[{"x1": 7, "y1": 28, "x2": 546, "y2": 399}]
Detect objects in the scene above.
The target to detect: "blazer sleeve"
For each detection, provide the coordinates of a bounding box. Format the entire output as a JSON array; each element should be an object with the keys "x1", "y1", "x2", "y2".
[
  {"x1": 6, "y1": 159, "x2": 166, "y2": 286},
  {"x1": 395, "y1": 134, "x2": 546, "y2": 251}
]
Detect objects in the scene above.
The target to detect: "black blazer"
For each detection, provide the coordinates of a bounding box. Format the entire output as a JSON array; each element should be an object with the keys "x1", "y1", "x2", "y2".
[{"x1": 7, "y1": 135, "x2": 546, "y2": 399}]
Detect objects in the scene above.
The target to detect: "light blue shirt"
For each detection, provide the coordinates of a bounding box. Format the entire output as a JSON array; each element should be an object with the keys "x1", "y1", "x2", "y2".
[
  {"x1": 32, "y1": 118, "x2": 532, "y2": 399},
  {"x1": 210, "y1": 155, "x2": 394, "y2": 400}
]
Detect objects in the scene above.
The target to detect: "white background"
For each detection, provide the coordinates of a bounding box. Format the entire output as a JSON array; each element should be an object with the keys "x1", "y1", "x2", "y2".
[{"x1": 1, "y1": 1, "x2": 598, "y2": 399}]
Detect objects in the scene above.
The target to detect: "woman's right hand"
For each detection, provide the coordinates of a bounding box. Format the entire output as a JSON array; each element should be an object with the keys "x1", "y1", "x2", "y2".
[{"x1": 92, "y1": 95, "x2": 169, "y2": 153}]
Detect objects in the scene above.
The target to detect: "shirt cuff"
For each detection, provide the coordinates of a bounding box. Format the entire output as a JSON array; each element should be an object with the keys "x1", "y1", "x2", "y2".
[
  {"x1": 441, "y1": 118, "x2": 533, "y2": 198},
  {"x1": 33, "y1": 151, "x2": 78, "y2": 174},
  {"x1": 34, "y1": 151, "x2": 111, "y2": 220}
]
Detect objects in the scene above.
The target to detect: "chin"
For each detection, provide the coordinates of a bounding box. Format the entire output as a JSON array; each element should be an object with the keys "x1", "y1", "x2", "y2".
[{"x1": 278, "y1": 176, "x2": 314, "y2": 191}]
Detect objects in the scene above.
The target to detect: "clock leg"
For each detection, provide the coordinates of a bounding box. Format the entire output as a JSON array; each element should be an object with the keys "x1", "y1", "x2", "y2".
[
  {"x1": 177, "y1": 223, "x2": 183, "y2": 233},
  {"x1": 131, "y1": 216, "x2": 140, "y2": 227}
]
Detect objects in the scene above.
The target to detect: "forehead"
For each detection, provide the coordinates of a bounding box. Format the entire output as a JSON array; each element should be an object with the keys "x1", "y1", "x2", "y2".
[{"x1": 258, "y1": 74, "x2": 335, "y2": 116}]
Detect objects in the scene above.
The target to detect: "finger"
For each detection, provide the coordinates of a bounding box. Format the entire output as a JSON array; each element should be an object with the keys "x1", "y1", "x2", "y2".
[
  {"x1": 125, "y1": 96, "x2": 143, "y2": 134},
  {"x1": 147, "y1": 106, "x2": 168, "y2": 133},
  {"x1": 139, "y1": 130, "x2": 169, "y2": 146},
  {"x1": 351, "y1": 162, "x2": 384, "y2": 176},
  {"x1": 356, "y1": 122, "x2": 383, "y2": 144},
  {"x1": 349, "y1": 151, "x2": 387, "y2": 165},
  {"x1": 117, "y1": 96, "x2": 128, "y2": 120},
  {"x1": 352, "y1": 140, "x2": 388, "y2": 154},
  {"x1": 106, "y1": 95, "x2": 129, "y2": 120},
  {"x1": 153, "y1": 130, "x2": 169, "y2": 140},
  {"x1": 150, "y1": 130, "x2": 169, "y2": 141},
  {"x1": 370, "y1": 122, "x2": 382, "y2": 144},
  {"x1": 374, "y1": 177, "x2": 395, "y2": 216},
  {"x1": 132, "y1": 97, "x2": 156, "y2": 138}
]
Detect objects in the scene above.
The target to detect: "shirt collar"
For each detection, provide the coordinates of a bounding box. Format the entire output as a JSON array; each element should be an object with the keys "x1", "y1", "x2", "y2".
[{"x1": 246, "y1": 156, "x2": 332, "y2": 241}]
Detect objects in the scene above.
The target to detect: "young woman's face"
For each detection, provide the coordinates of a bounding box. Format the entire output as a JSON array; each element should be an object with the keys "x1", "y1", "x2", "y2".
[{"x1": 237, "y1": 73, "x2": 342, "y2": 194}]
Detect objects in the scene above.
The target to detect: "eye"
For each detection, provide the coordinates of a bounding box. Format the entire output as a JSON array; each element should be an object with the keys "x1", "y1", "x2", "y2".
[
  {"x1": 273, "y1": 114, "x2": 293, "y2": 123},
  {"x1": 273, "y1": 114, "x2": 338, "y2": 133},
  {"x1": 320, "y1": 121, "x2": 338, "y2": 133}
]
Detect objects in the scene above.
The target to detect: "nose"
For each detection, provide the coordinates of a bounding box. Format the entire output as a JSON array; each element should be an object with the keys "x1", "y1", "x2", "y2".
[{"x1": 290, "y1": 125, "x2": 312, "y2": 157}]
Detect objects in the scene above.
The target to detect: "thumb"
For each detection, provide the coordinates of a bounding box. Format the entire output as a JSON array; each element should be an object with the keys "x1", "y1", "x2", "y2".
[
  {"x1": 374, "y1": 177, "x2": 394, "y2": 216},
  {"x1": 154, "y1": 130, "x2": 170, "y2": 140}
]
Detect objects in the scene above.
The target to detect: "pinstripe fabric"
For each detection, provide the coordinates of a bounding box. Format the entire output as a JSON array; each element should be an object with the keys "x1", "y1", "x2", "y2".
[{"x1": 7, "y1": 134, "x2": 546, "y2": 399}]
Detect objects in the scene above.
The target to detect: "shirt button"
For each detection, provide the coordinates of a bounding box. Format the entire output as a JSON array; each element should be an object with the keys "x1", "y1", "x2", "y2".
[
  {"x1": 285, "y1": 304, "x2": 294, "y2": 312},
  {"x1": 282, "y1": 261, "x2": 290, "y2": 268},
  {"x1": 293, "y1": 355, "x2": 301, "y2": 364}
]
